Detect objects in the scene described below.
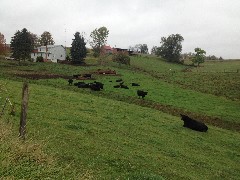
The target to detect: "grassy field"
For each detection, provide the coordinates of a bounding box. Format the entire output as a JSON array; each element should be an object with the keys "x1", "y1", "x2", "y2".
[{"x1": 0, "y1": 56, "x2": 240, "y2": 179}]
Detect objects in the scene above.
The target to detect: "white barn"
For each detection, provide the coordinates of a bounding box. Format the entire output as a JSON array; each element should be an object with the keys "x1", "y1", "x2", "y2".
[{"x1": 31, "y1": 45, "x2": 66, "y2": 63}]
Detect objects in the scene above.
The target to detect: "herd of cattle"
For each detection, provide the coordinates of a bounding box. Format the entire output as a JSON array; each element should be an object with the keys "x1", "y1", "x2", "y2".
[
  {"x1": 68, "y1": 74, "x2": 208, "y2": 132},
  {"x1": 68, "y1": 74, "x2": 148, "y2": 99}
]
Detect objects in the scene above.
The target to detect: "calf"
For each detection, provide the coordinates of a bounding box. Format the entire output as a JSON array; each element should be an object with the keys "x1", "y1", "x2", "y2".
[
  {"x1": 116, "y1": 79, "x2": 123, "y2": 82},
  {"x1": 68, "y1": 79, "x2": 73, "y2": 85},
  {"x1": 137, "y1": 90, "x2": 148, "y2": 99},
  {"x1": 120, "y1": 84, "x2": 129, "y2": 89},
  {"x1": 132, "y1": 83, "x2": 140, "y2": 86},
  {"x1": 180, "y1": 114, "x2": 208, "y2": 132}
]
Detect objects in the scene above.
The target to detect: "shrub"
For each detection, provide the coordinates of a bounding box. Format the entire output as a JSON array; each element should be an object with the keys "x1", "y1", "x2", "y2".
[
  {"x1": 112, "y1": 52, "x2": 130, "y2": 65},
  {"x1": 36, "y1": 56, "x2": 44, "y2": 62}
]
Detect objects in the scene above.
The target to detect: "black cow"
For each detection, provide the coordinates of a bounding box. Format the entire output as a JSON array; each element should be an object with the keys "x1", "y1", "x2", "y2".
[
  {"x1": 74, "y1": 82, "x2": 85, "y2": 86},
  {"x1": 137, "y1": 90, "x2": 148, "y2": 99},
  {"x1": 120, "y1": 85, "x2": 129, "y2": 89},
  {"x1": 78, "y1": 82, "x2": 90, "y2": 88},
  {"x1": 180, "y1": 114, "x2": 208, "y2": 132},
  {"x1": 83, "y1": 74, "x2": 92, "y2": 79},
  {"x1": 116, "y1": 79, "x2": 123, "y2": 82},
  {"x1": 68, "y1": 79, "x2": 73, "y2": 85},
  {"x1": 73, "y1": 74, "x2": 81, "y2": 79},
  {"x1": 114, "y1": 85, "x2": 121, "y2": 88},
  {"x1": 90, "y1": 83, "x2": 101, "y2": 91},
  {"x1": 94, "y1": 81, "x2": 104, "y2": 89},
  {"x1": 132, "y1": 83, "x2": 140, "y2": 86}
]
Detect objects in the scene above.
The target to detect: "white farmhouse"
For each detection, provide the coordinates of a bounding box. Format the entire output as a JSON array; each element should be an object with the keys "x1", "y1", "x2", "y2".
[{"x1": 31, "y1": 45, "x2": 66, "y2": 63}]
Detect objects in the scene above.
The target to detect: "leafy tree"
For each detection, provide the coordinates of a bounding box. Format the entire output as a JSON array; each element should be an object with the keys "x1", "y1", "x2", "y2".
[
  {"x1": 39, "y1": 31, "x2": 54, "y2": 46},
  {"x1": 219, "y1": 56, "x2": 223, "y2": 60},
  {"x1": 134, "y1": 44, "x2": 141, "y2": 53},
  {"x1": 39, "y1": 31, "x2": 55, "y2": 61},
  {"x1": 112, "y1": 52, "x2": 130, "y2": 65},
  {"x1": 10, "y1": 28, "x2": 34, "y2": 61},
  {"x1": 156, "y1": 34, "x2": 184, "y2": 63},
  {"x1": 191, "y1": 48, "x2": 206, "y2": 66},
  {"x1": 70, "y1": 32, "x2": 87, "y2": 63},
  {"x1": 0, "y1": 32, "x2": 6, "y2": 55},
  {"x1": 151, "y1": 46, "x2": 158, "y2": 55},
  {"x1": 30, "y1": 33, "x2": 40, "y2": 47},
  {"x1": 139, "y1": 44, "x2": 148, "y2": 54},
  {"x1": 90, "y1": 26, "x2": 109, "y2": 57}
]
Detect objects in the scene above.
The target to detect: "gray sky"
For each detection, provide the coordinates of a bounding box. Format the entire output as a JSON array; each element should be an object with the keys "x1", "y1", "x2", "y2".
[{"x1": 1, "y1": 0, "x2": 240, "y2": 59}]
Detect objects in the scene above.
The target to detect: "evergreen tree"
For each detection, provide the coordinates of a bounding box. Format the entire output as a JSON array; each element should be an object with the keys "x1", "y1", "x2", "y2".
[
  {"x1": 10, "y1": 28, "x2": 34, "y2": 61},
  {"x1": 70, "y1": 32, "x2": 87, "y2": 63}
]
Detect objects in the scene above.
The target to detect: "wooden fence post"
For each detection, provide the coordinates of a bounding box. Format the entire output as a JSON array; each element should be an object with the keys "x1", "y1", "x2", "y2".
[{"x1": 19, "y1": 82, "x2": 29, "y2": 140}]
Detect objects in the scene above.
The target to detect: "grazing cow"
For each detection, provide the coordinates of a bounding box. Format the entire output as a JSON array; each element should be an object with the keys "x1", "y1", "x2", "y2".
[
  {"x1": 137, "y1": 90, "x2": 148, "y2": 99},
  {"x1": 132, "y1": 83, "x2": 140, "y2": 86},
  {"x1": 90, "y1": 83, "x2": 101, "y2": 91},
  {"x1": 116, "y1": 79, "x2": 123, "y2": 82},
  {"x1": 180, "y1": 114, "x2": 208, "y2": 132},
  {"x1": 68, "y1": 79, "x2": 73, "y2": 85},
  {"x1": 94, "y1": 81, "x2": 104, "y2": 89},
  {"x1": 109, "y1": 80, "x2": 112, "y2": 82},
  {"x1": 74, "y1": 82, "x2": 85, "y2": 86},
  {"x1": 83, "y1": 74, "x2": 92, "y2": 79},
  {"x1": 120, "y1": 84, "x2": 129, "y2": 89},
  {"x1": 78, "y1": 82, "x2": 90, "y2": 88},
  {"x1": 114, "y1": 85, "x2": 121, "y2": 88}
]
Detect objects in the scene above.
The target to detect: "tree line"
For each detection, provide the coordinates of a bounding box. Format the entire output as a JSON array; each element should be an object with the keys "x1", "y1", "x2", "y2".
[
  {"x1": 0, "y1": 26, "x2": 109, "y2": 64},
  {"x1": 0, "y1": 28, "x2": 221, "y2": 66}
]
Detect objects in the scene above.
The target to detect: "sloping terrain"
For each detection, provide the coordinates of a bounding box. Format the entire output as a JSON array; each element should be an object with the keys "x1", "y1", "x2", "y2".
[{"x1": 0, "y1": 56, "x2": 240, "y2": 179}]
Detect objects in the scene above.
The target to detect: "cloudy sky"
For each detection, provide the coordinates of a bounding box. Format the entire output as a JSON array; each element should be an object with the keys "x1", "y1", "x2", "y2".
[{"x1": 1, "y1": 0, "x2": 240, "y2": 58}]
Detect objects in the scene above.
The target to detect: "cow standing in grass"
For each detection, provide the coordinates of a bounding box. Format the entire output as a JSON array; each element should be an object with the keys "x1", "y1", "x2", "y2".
[
  {"x1": 68, "y1": 79, "x2": 73, "y2": 85},
  {"x1": 137, "y1": 90, "x2": 148, "y2": 99}
]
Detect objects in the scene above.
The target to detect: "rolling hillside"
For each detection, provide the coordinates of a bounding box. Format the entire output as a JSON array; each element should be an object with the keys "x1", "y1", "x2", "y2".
[{"x1": 1, "y1": 56, "x2": 240, "y2": 179}]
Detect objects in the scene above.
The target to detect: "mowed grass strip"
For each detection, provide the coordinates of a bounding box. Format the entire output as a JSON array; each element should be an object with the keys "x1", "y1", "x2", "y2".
[{"x1": 1, "y1": 79, "x2": 240, "y2": 179}]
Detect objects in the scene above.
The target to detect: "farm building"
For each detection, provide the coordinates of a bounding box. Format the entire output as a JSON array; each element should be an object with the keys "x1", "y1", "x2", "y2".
[
  {"x1": 102, "y1": 45, "x2": 113, "y2": 54},
  {"x1": 31, "y1": 45, "x2": 66, "y2": 63}
]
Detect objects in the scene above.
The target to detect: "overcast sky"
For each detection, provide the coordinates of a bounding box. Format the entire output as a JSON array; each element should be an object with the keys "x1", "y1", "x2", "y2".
[{"x1": 1, "y1": 0, "x2": 240, "y2": 59}]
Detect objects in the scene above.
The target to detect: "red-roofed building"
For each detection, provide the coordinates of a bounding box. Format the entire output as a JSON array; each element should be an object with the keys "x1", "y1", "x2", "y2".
[{"x1": 102, "y1": 45, "x2": 113, "y2": 54}]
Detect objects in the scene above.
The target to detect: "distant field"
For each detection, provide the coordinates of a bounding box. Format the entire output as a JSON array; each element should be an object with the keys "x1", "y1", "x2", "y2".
[
  {"x1": 130, "y1": 57, "x2": 240, "y2": 101},
  {"x1": 0, "y1": 56, "x2": 240, "y2": 179}
]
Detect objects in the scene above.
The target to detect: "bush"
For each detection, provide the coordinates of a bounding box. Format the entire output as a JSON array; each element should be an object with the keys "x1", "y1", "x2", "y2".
[
  {"x1": 112, "y1": 52, "x2": 130, "y2": 65},
  {"x1": 36, "y1": 56, "x2": 44, "y2": 62}
]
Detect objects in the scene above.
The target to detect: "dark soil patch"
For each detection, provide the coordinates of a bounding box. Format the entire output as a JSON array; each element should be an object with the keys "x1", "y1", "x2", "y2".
[{"x1": 93, "y1": 69, "x2": 121, "y2": 76}]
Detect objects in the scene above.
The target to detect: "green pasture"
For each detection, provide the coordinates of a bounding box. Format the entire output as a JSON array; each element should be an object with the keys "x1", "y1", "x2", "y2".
[
  {"x1": 1, "y1": 79, "x2": 240, "y2": 179},
  {"x1": 0, "y1": 55, "x2": 240, "y2": 179}
]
